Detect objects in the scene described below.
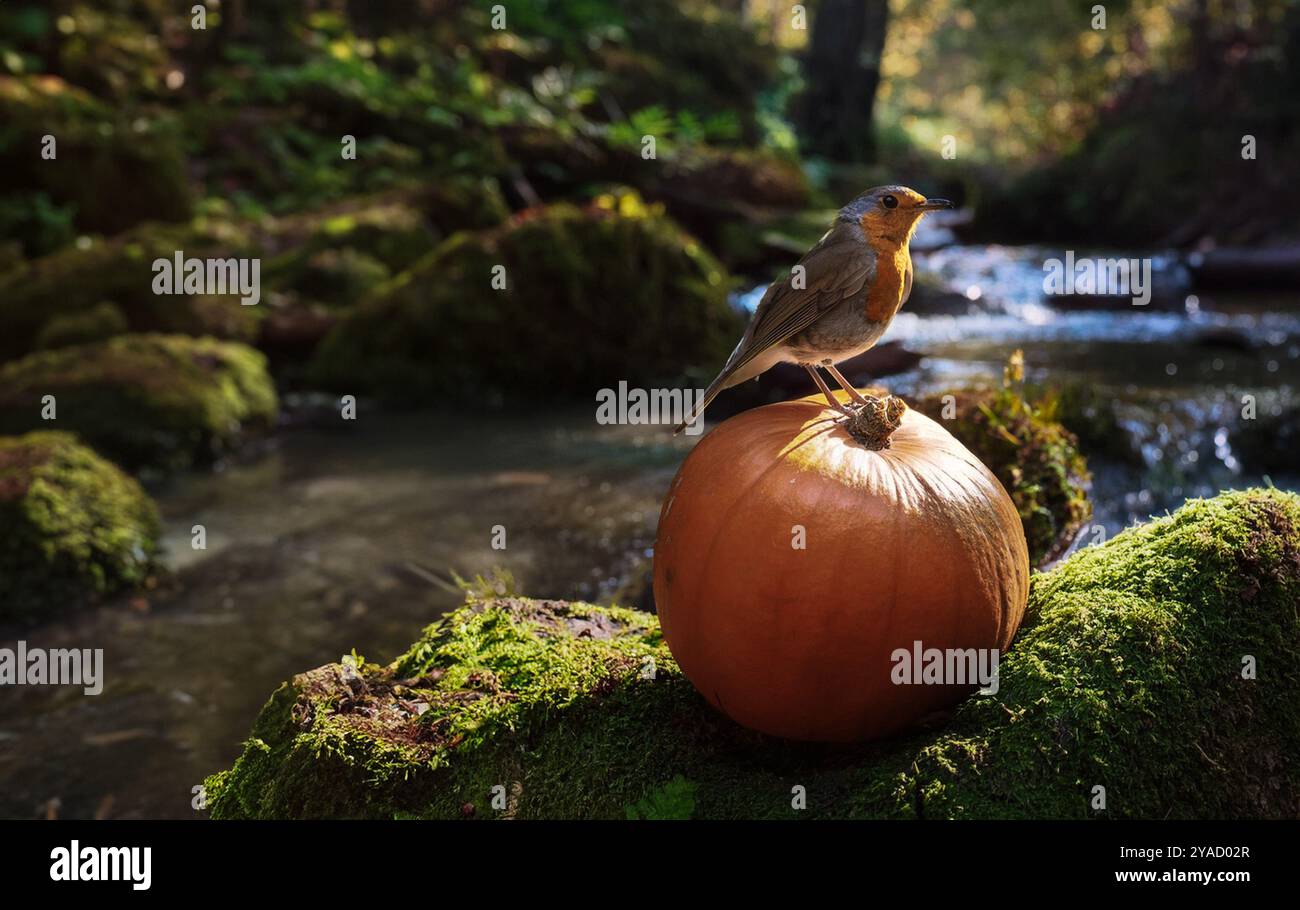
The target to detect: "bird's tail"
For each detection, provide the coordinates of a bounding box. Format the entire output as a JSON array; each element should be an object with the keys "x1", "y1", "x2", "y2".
[{"x1": 673, "y1": 367, "x2": 732, "y2": 435}]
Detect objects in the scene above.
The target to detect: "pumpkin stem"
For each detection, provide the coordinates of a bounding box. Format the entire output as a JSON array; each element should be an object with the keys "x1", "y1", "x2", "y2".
[{"x1": 844, "y1": 395, "x2": 907, "y2": 450}]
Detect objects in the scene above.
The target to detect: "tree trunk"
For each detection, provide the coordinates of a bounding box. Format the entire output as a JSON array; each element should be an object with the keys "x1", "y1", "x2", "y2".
[{"x1": 793, "y1": 0, "x2": 890, "y2": 162}]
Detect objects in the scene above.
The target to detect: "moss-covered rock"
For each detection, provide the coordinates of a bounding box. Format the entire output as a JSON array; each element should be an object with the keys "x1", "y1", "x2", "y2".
[
  {"x1": 624, "y1": 147, "x2": 810, "y2": 273},
  {"x1": 915, "y1": 355, "x2": 1092, "y2": 566},
  {"x1": 0, "y1": 184, "x2": 467, "y2": 362},
  {"x1": 0, "y1": 218, "x2": 260, "y2": 362},
  {"x1": 310, "y1": 193, "x2": 742, "y2": 403},
  {"x1": 205, "y1": 489, "x2": 1300, "y2": 819},
  {"x1": 34, "y1": 301, "x2": 130, "y2": 351},
  {"x1": 0, "y1": 334, "x2": 277, "y2": 471},
  {"x1": 498, "y1": 122, "x2": 810, "y2": 273},
  {"x1": 0, "y1": 431, "x2": 160, "y2": 624}
]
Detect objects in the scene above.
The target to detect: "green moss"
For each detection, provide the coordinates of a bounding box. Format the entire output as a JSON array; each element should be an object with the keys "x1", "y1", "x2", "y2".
[
  {"x1": 261, "y1": 180, "x2": 495, "y2": 277},
  {"x1": 0, "y1": 431, "x2": 160, "y2": 623},
  {"x1": 0, "y1": 184, "x2": 464, "y2": 362},
  {"x1": 310, "y1": 194, "x2": 743, "y2": 404},
  {"x1": 917, "y1": 355, "x2": 1093, "y2": 566},
  {"x1": 0, "y1": 219, "x2": 260, "y2": 361},
  {"x1": 205, "y1": 488, "x2": 1300, "y2": 819},
  {"x1": 34, "y1": 302, "x2": 130, "y2": 351},
  {"x1": 625, "y1": 776, "x2": 698, "y2": 820},
  {"x1": 623, "y1": 147, "x2": 811, "y2": 273},
  {"x1": 0, "y1": 334, "x2": 278, "y2": 471},
  {"x1": 270, "y1": 248, "x2": 391, "y2": 309}
]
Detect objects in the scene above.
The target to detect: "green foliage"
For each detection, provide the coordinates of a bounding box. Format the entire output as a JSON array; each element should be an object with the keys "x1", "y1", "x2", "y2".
[
  {"x1": 606, "y1": 106, "x2": 742, "y2": 152},
  {"x1": 625, "y1": 776, "x2": 698, "y2": 820},
  {"x1": 960, "y1": 0, "x2": 1300, "y2": 243},
  {"x1": 203, "y1": 489, "x2": 1300, "y2": 819},
  {"x1": 499, "y1": 0, "x2": 777, "y2": 145},
  {"x1": 0, "y1": 191, "x2": 76, "y2": 258},
  {"x1": 0, "y1": 431, "x2": 160, "y2": 623},
  {"x1": 0, "y1": 1, "x2": 175, "y2": 101},
  {"x1": 0, "y1": 334, "x2": 278, "y2": 471},
  {"x1": 191, "y1": 32, "x2": 502, "y2": 213},
  {"x1": 0, "y1": 74, "x2": 191, "y2": 243},
  {"x1": 311, "y1": 194, "x2": 743, "y2": 404}
]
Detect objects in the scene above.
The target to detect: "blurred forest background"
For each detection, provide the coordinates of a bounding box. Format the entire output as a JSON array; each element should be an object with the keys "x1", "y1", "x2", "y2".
[
  {"x1": 1, "y1": 0, "x2": 1297, "y2": 401},
  {"x1": 2, "y1": 0, "x2": 1300, "y2": 819},
  {"x1": 3, "y1": 0, "x2": 1297, "y2": 269}
]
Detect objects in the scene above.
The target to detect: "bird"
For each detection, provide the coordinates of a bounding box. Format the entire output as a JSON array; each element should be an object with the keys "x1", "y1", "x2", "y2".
[{"x1": 676, "y1": 185, "x2": 951, "y2": 433}]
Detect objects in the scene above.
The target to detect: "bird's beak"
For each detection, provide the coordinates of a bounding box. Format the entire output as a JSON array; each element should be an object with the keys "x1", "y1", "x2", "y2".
[{"x1": 916, "y1": 198, "x2": 954, "y2": 211}]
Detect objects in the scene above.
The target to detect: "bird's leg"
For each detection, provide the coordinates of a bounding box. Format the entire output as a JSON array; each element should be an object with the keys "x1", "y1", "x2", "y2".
[
  {"x1": 822, "y1": 362, "x2": 872, "y2": 406},
  {"x1": 804, "y1": 365, "x2": 856, "y2": 417}
]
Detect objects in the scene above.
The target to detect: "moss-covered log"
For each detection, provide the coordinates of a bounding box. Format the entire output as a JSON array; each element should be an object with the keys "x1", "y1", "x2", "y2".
[
  {"x1": 206, "y1": 488, "x2": 1300, "y2": 819},
  {"x1": 0, "y1": 431, "x2": 160, "y2": 623},
  {"x1": 0, "y1": 334, "x2": 277, "y2": 471}
]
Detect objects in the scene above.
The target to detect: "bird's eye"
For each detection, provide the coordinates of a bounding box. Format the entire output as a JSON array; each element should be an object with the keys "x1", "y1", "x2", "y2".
[{"x1": 882, "y1": 195, "x2": 898, "y2": 209}]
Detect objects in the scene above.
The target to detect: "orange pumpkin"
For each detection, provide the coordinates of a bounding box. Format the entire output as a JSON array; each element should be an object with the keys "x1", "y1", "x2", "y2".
[{"x1": 653, "y1": 393, "x2": 1029, "y2": 742}]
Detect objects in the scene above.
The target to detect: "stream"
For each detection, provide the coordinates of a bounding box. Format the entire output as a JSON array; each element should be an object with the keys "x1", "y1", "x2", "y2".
[{"x1": 1, "y1": 242, "x2": 1297, "y2": 819}]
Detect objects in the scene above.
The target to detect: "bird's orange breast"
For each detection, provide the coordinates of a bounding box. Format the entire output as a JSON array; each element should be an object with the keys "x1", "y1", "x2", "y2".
[{"x1": 864, "y1": 246, "x2": 911, "y2": 323}]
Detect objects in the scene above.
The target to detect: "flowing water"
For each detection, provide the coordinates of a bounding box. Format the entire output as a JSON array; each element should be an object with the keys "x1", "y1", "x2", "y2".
[
  {"x1": 0, "y1": 411, "x2": 684, "y2": 818},
  {"x1": 2, "y1": 242, "x2": 1298, "y2": 818}
]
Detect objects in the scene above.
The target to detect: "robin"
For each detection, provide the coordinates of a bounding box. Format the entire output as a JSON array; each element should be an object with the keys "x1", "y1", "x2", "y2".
[{"x1": 676, "y1": 185, "x2": 951, "y2": 433}]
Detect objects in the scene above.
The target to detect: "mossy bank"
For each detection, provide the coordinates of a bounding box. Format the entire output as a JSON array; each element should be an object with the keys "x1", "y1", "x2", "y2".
[
  {"x1": 0, "y1": 334, "x2": 277, "y2": 471},
  {"x1": 206, "y1": 488, "x2": 1300, "y2": 819},
  {"x1": 0, "y1": 432, "x2": 160, "y2": 624}
]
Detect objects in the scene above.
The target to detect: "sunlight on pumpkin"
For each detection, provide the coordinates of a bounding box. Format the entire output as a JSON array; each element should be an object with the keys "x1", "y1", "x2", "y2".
[{"x1": 653, "y1": 395, "x2": 1030, "y2": 741}]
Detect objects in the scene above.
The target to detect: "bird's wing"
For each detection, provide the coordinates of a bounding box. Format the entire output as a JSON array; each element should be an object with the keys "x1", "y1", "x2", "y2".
[
  {"x1": 725, "y1": 222, "x2": 876, "y2": 377},
  {"x1": 673, "y1": 222, "x2": 875, "y2": 435}
]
